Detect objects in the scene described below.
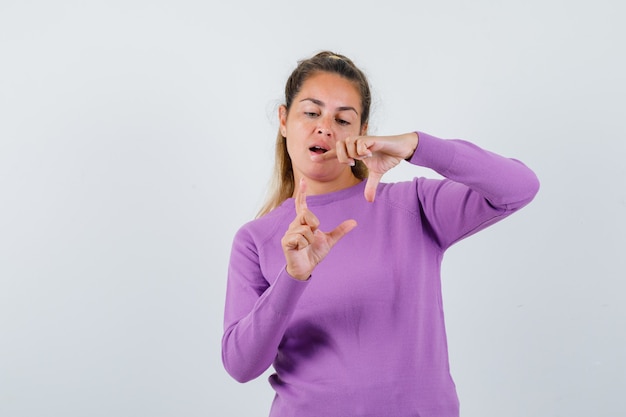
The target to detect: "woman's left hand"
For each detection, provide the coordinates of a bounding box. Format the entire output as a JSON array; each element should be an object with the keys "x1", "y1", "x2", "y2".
[{"x1": 312, "y1": 132, "x2": 419, "y2": 202}]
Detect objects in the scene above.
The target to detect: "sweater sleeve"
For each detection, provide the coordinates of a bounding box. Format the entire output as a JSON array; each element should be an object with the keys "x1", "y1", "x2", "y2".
[
  {"x1": 409, "y1": 131, "x2": 540, "y2": 249},
  {"x1": 221, "y1": 226, "x2": 308, "y2": 383}
]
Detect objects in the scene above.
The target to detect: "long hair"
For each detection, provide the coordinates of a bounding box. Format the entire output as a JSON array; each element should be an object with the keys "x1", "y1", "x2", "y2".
[{"x1": 257, "y1": 51, "x2": 372, "y2": 217}]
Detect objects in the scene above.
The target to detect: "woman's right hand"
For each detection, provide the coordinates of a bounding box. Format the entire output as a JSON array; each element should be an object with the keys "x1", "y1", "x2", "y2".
[{"x1": 281, "y1": 179, "x2": 357, "y2": 281}]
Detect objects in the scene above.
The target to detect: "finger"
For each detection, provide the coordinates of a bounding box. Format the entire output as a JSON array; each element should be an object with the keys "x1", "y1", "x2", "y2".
[
  {"x1": 283, "y1": 232, "x2": 310, "y2": 251},
  {"x1": 295, "y1": 178, "x2": 308, "y2": 216},
  {"x1": 356, "y1": 138, "x2": 373, "y2": 158},
  {"x1": 346, "y1": 136, "x2": 372, "y2": 160},
  {"x1": 291, "y1": 212, "x2": 320, "y2": 232},
  {"x1": 309, "y1": 147, "x2": 359, "y2": 165},
  {"x1": 292, "y1": 180, "x2": 320, "y2": 230},
  {"x1": 326, "y1": 219, "x2": 358, "y2": 247},
  {"x1": 334, "y1": 140, "x2": 355, "y2": 166},
  {"x1": 364, "y1": 172, "x2": 384, "y2": 202},
  {"x1": 344, "y1": 136, "x2": 357, "y2": 158},
  {"x1": 300, "y1": 210, "x2": 320, "y2": 231},
  {"x1": 310, "y1": 148, "x2": 337, "y2": 161},
  {"x1": 295, "y1": 226, "x2": 316, "y2": 247},
  {"x1": 283, "y1": 224, "x2": 315, "y2": 249}
]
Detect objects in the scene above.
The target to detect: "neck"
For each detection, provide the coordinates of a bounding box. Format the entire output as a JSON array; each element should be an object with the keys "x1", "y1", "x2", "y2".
[{"x1": 292, "y1": 173, "x2": 362, "y2": 197}]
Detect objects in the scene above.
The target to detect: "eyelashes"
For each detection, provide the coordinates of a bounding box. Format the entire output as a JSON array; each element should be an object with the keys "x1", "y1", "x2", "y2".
[{"x1": 304, "y1": 112, "x2": 351, "y2": 126}]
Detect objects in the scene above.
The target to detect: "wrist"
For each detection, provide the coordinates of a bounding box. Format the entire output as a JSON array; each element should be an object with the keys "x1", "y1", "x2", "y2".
[
  {"x1": 403, "y1": 132, "x2": 419, "y2": 160},
  {"x1": 286, "y1": 266, "x2": 311, "y2": 281}
]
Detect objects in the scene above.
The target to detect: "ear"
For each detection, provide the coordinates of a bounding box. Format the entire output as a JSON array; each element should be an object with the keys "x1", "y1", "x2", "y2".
[{"x1": 279, "y1": 105, "x2": 288, "y2": 137}]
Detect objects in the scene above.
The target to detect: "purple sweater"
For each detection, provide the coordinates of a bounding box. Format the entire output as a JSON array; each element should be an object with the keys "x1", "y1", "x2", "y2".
[{"x1": 222, "y1": 132, "x2": 539, "y2": 417}]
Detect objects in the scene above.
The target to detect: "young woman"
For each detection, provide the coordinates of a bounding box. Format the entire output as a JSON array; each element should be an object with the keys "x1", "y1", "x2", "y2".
[{"x1": 222, "y1": 51, "x2": 539, "y2": 417}]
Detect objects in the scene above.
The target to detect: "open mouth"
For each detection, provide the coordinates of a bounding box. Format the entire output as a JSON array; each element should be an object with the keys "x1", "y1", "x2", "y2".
[{"x1": 309, "y1": 145, "x2": 328, "y2": 154}]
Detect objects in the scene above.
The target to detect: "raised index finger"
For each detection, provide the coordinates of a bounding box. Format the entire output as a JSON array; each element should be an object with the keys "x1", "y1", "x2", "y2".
[{"x1": 295, "y1": 178, "x2": 308, "y2": 216}]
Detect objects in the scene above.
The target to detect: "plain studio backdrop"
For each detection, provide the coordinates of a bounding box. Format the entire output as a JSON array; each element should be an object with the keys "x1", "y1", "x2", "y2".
[{"x1": 1, "y1": 0, "x2": 624, "y2": 416}]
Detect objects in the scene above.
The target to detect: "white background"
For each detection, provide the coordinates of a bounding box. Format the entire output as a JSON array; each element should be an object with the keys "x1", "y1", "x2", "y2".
[{"x1": 1, "y1": 1, "x2": 624, "y2": 416}]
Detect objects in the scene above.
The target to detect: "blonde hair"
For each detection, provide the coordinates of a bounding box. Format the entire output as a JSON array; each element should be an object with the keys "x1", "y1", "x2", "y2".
[{"x1": 257, "y1": 51, "x2": 371, "y2": 217}]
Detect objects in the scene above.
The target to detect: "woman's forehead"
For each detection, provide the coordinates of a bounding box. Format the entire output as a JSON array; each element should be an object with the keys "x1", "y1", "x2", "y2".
[{"x1": 296, "y1": 72, "x2": 362, "y2": 109}]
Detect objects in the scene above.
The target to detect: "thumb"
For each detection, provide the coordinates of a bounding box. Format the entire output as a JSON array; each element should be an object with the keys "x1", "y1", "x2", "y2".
[
  {"x1": 326, "y1": 219, "x2": 357, "y2": 247},
  {"x1": 364, "y1": 172, "x2": 383, "y2": 202}
]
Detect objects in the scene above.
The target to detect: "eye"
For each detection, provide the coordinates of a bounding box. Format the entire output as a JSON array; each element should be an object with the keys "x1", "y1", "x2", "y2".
[
  {"x1": 336, "y1": 118, "x2": 350, "y2": 126},
  {"x1": 304, "y1": 112, "x2": 319, "y2": 118}
]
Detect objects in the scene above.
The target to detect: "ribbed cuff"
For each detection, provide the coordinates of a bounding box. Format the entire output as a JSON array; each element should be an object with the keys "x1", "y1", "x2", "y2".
[{"x1": 267, "y1": 267, "x2": 309, "y2": 316}]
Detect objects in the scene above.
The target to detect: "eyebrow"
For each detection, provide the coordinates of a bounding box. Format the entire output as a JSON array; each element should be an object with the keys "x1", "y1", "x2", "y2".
[{"x1": 299, "y1": 98, "x2": 359, "y2": 115}]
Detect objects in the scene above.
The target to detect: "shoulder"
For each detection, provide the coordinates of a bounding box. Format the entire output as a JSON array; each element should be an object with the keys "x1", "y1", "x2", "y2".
[
  {"x1": 373, "y1": 178, "x2": 429, "y2": 213},
  {"x1": 233, "y1": 204, "x2": 292, "y2": 248}
]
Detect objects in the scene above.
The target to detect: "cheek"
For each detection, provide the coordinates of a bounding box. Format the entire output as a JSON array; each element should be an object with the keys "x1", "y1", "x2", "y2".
[
  {"x1": 284, "y1": 136, "x2": 300, "y2": 160},
  {"x1": 286, "y1": 118, "x2": 313, "y2": 141},
  {"x1": 292, "y1": 117, "x2": 314, "y2": 132},
  {"x1": 339, "y1": 126, "x2": 362, "y2": 139}
]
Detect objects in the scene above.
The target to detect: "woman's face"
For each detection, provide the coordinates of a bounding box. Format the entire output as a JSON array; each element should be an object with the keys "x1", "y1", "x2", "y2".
[{"x1": 279, "y1": 71, "x2": 365, "y2": 189}]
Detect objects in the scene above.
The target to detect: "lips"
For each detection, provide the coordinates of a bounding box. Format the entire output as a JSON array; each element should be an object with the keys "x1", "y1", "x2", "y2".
[{"x1": 309, "y1": 145, "x2": 328, "y2": 154}]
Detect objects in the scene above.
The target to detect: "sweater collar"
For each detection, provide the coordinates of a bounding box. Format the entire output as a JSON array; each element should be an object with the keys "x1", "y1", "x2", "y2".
[{"x1": 280, "y1": 180, "x2": 366, "y2": 209}]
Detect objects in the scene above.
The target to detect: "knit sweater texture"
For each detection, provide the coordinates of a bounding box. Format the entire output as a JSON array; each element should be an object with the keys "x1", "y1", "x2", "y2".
[{"x1": 222, "y1": 132, "x2": 540, "y2": 417}]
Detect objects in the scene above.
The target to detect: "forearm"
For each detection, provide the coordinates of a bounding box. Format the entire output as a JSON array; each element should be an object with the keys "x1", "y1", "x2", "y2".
[
  {"x1": 411, "y1": 131, "x2": 540, "y2": 210},
  {"x1": 222, "y1": 267, "x2": 307, "y2": 383}
]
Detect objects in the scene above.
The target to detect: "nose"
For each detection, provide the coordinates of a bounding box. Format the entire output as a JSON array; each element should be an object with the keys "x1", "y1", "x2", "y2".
[{"x1": 317, "y1": 117, "x2": 333, "y2": 137}]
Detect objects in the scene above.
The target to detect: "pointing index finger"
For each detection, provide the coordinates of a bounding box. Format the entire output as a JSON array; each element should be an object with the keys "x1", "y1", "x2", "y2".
[{"x1": 310, "y1": 149, "x2": 337, "y2": 162}]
